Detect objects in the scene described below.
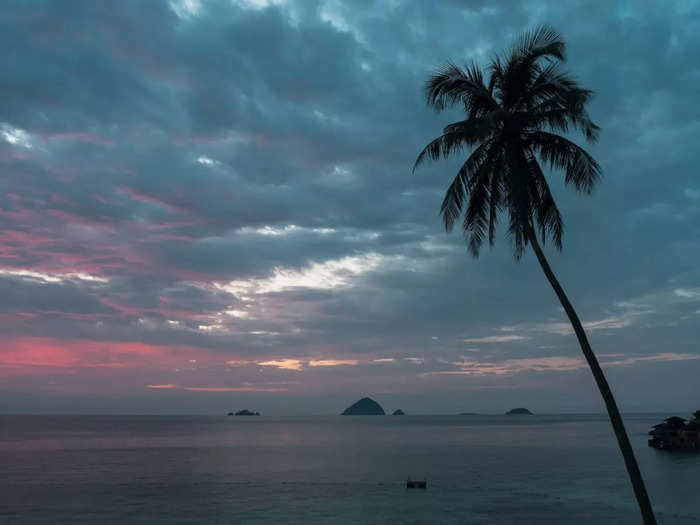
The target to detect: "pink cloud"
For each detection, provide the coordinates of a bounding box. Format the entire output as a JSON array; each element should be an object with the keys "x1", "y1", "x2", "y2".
[
  {"x1": 120, "y1": 186, "x2": 182, "y2": 212},
  {"x1": 182, "y1": 386, "x2": 287, "y2": 392},
  {"x1": 0, "y1": 337, "x2": 226, "y2": 378},
  {"x1": 143, "y1": 384, "x2": 288, "y2": 392},
  {"x1": 257, "y1": 359, "x2": 303, "y2": 371},
  {"x1": 308, "y1": 359, "x2": 358, "y2": 367},
  {"x1": 46, "y1": 209, "x2": 117, "y2": 232}
]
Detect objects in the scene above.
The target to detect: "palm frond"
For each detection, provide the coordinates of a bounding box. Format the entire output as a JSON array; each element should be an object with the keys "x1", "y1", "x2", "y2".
[
  {"x1": 515, "y1": 24, "x2": 565, "y2": 63},
  {"x1": 529, "y1": 131, "x2": 601, "y2": 193},
  {"x1": 529, "y1": 63, "x2": 579, "y2": 99},
  {"x1": 506, "y1": 208, "x2": 528, "y2": 260},
  {"x1": 413, "y1": 132, "x2": 466, "y2": 172},
  {"x1": 487, "y1": 159, "x2": 504, "y2": 246},
  {"x1": 528, "y1": 154, "x2": 563, "y2": 249},
  {"x1": 501, "y1": 25, "x2": 567, "y2": 110},
  {"x1": 441, "y1": 115, "x2": 497, "y2": 143},
  {"x1": 413, "y1": 115, "x2": 498, "y2": 172},
  {"x1": 523, "y1": 64, "x2": 599, "y2": 140},
  {"x1": 530, "y1": 104, "x2": 599, "y2": 141},
  {"x1": 500, "y1": 149, "x2": 538, "y2": 259},
  {"x1": 425, "y1": 62, "x2": 499, "y2": 116},
  {"x1": 487, "y1": 55, "x2": 505, "y2": 100},
  {"x1": 462, "y1": 167, "x2": 492, "y2": 257},
  {"x1": 439, "y1": 140, "x2": 493, "y2": 231}
]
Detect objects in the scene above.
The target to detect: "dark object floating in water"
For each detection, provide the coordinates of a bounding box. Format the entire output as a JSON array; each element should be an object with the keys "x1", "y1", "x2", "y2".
[
  {"x1": 392, "y1": 409, "x2": 405, "y2": 415},
  {"x1": 648, "y1": 411, "x2": 700, "y2": 450},
  {"x1": 227, "y1": 412, "x2": 233, "y2": 416},
  {"x1": 341, "y1": 397, "x2": 385, "y2": 415},
  {"x1": 506, "y1": 407, "x2": 533, "y2": 415},
  {"x1": 234, "y1": 409, "x2": 260, "y2": 416},
  {"x1": 460, "y1": 412, "x2": 477, "y2": 415},
  {"x1": 406, "y1": 479, "x2": 427, "y2": 489}
]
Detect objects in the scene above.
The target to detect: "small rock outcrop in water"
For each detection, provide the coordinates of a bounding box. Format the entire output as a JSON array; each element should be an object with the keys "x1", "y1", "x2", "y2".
[
  {"x1": 648, "y1": 411, "x2": 700, "y2": 450},
  {"x1": 341, "y1": 397, "x2": 385, "y2": 415},
  {"x1": 392, "y1": 409, "x2": 405, "y2": 415},
  {"x1": 506, "y1": 407, "x2": 533, "y2": 415},
  {"x1": 234, "y1": 409, "x2": 260, "y2": 416}
]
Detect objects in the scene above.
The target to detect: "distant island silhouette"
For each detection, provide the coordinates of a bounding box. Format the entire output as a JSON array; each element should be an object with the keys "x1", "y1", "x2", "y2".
[
  {"x1": 506, "y1": 408, "x2": 533, "y2": 415},
  {"x1": 648, "y1": 410, "x2": 700, "y2": 450},
  {"x1": 229, "y1": 409, "x2": 260, "y2": 416},
  {"x1": 392, "y1": 409, "x2": 405, "y2": 415},
  {"x1": 341, "y1": 397, "x2": 385, "y2": 415}
]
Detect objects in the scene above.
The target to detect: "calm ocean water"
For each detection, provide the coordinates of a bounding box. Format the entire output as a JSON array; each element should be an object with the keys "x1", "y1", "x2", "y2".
[{"x1": 0, "y1": 414, "x2": 698, "y2": 524}]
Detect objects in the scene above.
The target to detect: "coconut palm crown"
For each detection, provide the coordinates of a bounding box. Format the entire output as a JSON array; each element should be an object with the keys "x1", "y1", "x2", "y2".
[{"x1": 414, "y1": 25, "x2": 600, "y2": 258}]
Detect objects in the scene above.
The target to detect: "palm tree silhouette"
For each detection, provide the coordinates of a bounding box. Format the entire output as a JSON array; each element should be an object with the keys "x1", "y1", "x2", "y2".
[{"x1": 414, "y1": 25, "x2": 656, "y2": 524}]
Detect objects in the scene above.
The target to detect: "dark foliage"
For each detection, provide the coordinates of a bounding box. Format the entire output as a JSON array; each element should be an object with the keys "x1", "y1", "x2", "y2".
[{"x1": 414, "y1": 24, "x2": 600, "y2": 259}]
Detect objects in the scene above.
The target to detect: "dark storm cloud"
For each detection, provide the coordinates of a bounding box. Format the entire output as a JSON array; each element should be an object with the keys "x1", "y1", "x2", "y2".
[{"x1": 1, "y1": 0, "x2": 699, "y2": 412}]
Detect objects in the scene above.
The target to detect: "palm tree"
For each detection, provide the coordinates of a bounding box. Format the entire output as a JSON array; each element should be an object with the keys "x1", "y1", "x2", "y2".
[{"x1": 413, "y1": 25, "x2": 656, "y2": 524}]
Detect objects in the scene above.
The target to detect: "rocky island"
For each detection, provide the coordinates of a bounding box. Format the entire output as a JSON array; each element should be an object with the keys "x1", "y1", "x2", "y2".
[
  {"x1": 506, "y1": 408, "x2": 533, "y2": 415},
  {"x1": 230, "y1": 409, "x2": 260, "y2": 416},
  {"x1": 648, "y1": 411, "x2": 700, "y2": 450},
  {"x1": 341, "y1": 397, "x2": 385, "y2": 415},
  {"x1": 392, "y1": 409, "x2": 405, "y2": 415}
]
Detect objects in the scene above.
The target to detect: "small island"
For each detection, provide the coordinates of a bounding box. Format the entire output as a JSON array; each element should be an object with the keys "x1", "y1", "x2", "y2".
[
  {"x1": 392, "y1": 409, "x2": 405, "y2": 415},
  {"x1": 506, "y1": 408, "x2": 533, "y2": 415},
  {"x1": 231, "y1": 409, "x2": 260, "y2": 416},
  {"x1": 341, "y1": 397, "x2": 385, "y2": 415},
  {"x1": 648, "y1": 410, "x2": 700, "y2": 450}
]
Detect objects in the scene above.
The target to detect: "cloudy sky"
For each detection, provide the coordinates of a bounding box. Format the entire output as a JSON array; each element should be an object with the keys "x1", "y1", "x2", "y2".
[{"x1": 1, "y1": 0, "x2": 698, "y2": 415}]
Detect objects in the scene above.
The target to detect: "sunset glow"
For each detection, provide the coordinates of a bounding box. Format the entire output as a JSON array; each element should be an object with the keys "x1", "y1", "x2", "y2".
[{"x1": 1, "y1": 0, "x2": 699, "y2": 415}]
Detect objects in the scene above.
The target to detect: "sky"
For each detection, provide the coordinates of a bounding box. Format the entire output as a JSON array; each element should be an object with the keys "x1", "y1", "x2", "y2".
[{"x1": 0, "y1": 0, "x2": 699, "y2": 415}]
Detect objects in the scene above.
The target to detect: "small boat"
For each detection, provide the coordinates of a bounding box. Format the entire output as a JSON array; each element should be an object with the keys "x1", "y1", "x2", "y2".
[{"x1": 406, "y1": 479, "x2": 427, "y2": 489}]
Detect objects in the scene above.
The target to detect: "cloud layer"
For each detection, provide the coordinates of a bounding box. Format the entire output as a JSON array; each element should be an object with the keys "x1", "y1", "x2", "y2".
[{"x1": 1, "y1": 0, "x2": 699, "y2": 414}]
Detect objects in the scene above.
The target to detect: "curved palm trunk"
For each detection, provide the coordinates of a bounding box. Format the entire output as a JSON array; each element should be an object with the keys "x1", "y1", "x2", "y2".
[{"x1": 527, "y1": 230, "x2": 656, "y2": 525}]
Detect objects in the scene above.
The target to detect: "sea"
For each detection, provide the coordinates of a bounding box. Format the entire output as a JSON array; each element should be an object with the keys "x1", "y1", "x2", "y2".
[{"x1": 1, "y1": 414, "x2": 698, "y2": 524}]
